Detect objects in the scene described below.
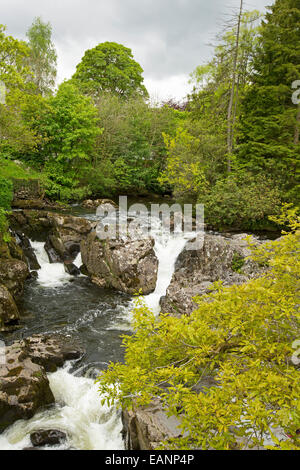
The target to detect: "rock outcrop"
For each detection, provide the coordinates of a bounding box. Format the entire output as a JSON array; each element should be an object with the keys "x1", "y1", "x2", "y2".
[
  {"x1": 81, "y1": 231, "x2": 158, "y2": 295},
  {"x1": 14, "y1": 232, "x2": 40, "y2": 270},
  {"x1": 160, "y1": 233, "x2": 266, "y2": 316},
  {"x1": 122, "y1": 399, "x2": 183, "y2": 450},
  {"x1": 0, "y1": 232, "x2": 31, "y2": 332},
  {"x1": 0, "y1": 285, "x2": 20, "y2": 330},
  {"x1": 0, "y1": 334, "x2": 84, "y2": 433},
  {"x1": 9, "y1": 210, "x2": 93, "y2": 262},
  {"x1": 9, "y1": 208, "x2": 158, "y2": 294}
]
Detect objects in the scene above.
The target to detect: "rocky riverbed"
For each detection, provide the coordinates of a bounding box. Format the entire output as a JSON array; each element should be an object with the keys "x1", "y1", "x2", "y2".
[{"x1": 0, "y1": 197, "x2": 273, "y2": 450}]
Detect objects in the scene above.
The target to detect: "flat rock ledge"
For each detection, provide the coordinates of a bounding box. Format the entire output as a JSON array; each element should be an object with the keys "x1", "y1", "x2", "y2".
[{"x1": 0, "y1": 334, "x2": 84, "y2": 433}]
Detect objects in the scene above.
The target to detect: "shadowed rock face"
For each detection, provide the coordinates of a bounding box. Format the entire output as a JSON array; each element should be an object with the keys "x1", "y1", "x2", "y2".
[
  {"x1": 0, "y1": 285, "x2": 19, "y2": 331},
  {"x1": 160, "y1": 233, "x2": 267, "y2": 316},
  {"x1": 81, "y1": 231, "x2": 158, "y2": 295},
  {"x1": 0, "y1": 334, "x2": 84, "y2": 433}
]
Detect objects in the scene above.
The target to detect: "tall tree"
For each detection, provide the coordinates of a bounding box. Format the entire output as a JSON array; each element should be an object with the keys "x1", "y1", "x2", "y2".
[
  {"x1": 227, "y1": 0, "x2": 243, "y2": 170},
  {"x1": 71, "y1": 42, "x2": 148, "y2": 100},
  {"x1": 238, "y1": 0, "x2": 300, "y2": 204},
  {"x1": 26, "y1": 17, "x2": 57, "y2": 96}
]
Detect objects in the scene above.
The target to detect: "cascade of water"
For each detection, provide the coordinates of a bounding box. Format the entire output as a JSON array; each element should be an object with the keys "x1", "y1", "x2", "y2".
[
  {"x1": 0, "y1": 364, "x2": 123, "y2": 450},
  {"x1": 31, "y1": 241, "x2": 72, "y2": 287},
  {"x1": 0, "y1": 219, "x2": 194, "y2": 450}
]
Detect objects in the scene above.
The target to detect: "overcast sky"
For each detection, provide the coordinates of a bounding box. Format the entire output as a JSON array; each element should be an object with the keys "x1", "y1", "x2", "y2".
[{"x1": 2, "y1": 0, "x2": 272, "y2": 101}]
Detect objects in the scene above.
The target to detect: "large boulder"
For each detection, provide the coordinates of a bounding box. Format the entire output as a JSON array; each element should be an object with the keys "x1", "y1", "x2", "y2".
[
  {"x1": 0, "y1": 284, "x2": 20, "y2": 331},
  {"x1": 160, "y1": 233, "x2": 266, "y2": 316},
  {"x1": 0, "y1": 347, "x2": 54, "y2": 433},
  {"x1": 46, "y1": 213, "x2": 93, "y2": 262},
  {"x1": 0, "y1": 334, "x2": 84, "y2": 433},
  {"x1": 81, "y1": 231, "x2": 158, "y2": 295},
  {"x1": 0, "y1": 259, "x2": 29, "y2": 302}
]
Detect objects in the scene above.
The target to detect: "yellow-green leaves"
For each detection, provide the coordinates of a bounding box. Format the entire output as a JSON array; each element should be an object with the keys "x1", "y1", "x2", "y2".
[{"x1": 97, "y1": 211, "x2": 300, "y2": 449}]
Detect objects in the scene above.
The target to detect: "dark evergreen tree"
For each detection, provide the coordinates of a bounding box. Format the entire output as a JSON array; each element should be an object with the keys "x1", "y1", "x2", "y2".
[{"x1": 238, "y1": 0, "x2": 300, "y2": 204}]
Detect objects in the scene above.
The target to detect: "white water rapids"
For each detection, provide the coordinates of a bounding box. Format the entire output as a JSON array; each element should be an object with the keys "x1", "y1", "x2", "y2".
[{"x1": 0, "y1": 216, "x2": 194, "y2": 450}]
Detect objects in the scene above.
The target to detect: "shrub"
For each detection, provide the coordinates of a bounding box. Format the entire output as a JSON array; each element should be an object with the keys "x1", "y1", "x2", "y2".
[{"x1": 201, "y1": 172, "x2": 282, "y2": 231}]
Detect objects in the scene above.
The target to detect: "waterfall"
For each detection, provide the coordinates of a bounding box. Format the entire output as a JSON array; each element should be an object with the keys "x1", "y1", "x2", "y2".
[
  {"x1": 144, "y1": 232, "x2": 192, "y2": 315},
  {"x1": 0, "y1": 219, "x2": 193, "y2": 450},
  {"x1": 31, "y1": 241, "x2": 72, "y2": 287}
]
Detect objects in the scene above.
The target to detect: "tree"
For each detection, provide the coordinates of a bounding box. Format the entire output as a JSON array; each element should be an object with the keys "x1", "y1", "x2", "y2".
[
  {"x1": 160, "y1": 11, "x2": 261, "y2": 203},
  {"x1": 31, "y1": 82, "x2": 101, "y2": 165},
  {"x1": 0, "y1": 25, "x2": 38, "y2": 155},
  {"x1": 72, "y1": 42, "x2": 148, "y2": 100},
  {"x1": 0, "y1": 24, "x2": 29, "y2": 89},
  {"x1": 238, "y1": 0, "x2": 300, "y2": 205},
  {"x1": 26, "y1": 17, "x2": 57, "y2": 96},
  {"x1": 227, "y1": 0, "x2": 243, "y2": 169},
  {"x1": 98, "y1": 206, "x2": 300, "y2": 450}
]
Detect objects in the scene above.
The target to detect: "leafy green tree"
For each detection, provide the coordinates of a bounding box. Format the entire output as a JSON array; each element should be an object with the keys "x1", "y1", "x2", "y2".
[
  {"x1": 26, "y1": 17, "x2": 57, "y2": 96},
  {"x1": 238, "y1": 0, "x2": 300, "y2": 204},
  {"x1": 22, "y1": 82, "x2": 102, "y2": 200},
  {"x1": 31, "y1": 82, "x2": 101, "y2": 165},
  {"x1": 98, "y1": 206, "x2": 300, "y2": 450},
  {"x1": 72, "y1": 42, "x2": 148, "y2": 99},
  {"x1": 0, "y1": 25, "x2": 38, "y2": 155},
  {"x1": 160, "y1": 11, "x2": 261, "y2": 205},
  {"x1": 159, "y1": 127, "x2": 208, "y2": 201},
  {"x1": 0, "y1": 24, "x2": 29, "y2": 89}
]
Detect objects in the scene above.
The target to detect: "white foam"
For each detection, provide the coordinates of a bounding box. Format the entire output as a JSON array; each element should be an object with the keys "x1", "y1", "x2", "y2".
[
  {"x1": 31, "y1": 241, "x2": 72, "y2": 287},
  {"x1": 0, "y1": 365, "x2": 124, "y2": 450}
]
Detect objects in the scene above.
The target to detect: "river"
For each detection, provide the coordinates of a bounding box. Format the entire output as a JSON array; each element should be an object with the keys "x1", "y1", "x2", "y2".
[{"x1": 0, "y1": 205, "x2": 194, "y2": 450}]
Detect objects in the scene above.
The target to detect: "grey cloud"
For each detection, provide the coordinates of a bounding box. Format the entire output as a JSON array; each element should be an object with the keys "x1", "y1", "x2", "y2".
[{"x1": 1, "y1": 0, "x2": 271, "y2": 97}]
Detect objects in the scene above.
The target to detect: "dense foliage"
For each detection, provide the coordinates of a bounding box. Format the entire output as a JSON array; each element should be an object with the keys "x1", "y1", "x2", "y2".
[
  {"x1": 1, "y1": 1, "x2": 298, "y2": 225},
  {"x1": 0, "y1": 175, "x2": 13, "y2": 236},
  {"x1": 97, "y1": 207, "x2": 300, "y2": 450}
]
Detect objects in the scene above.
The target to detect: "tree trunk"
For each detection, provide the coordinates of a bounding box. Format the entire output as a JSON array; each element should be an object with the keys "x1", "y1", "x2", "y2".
[
  {"x1": 294, "y1": 105, "x2": 300, "y2": 145},
  {"x1": 227, "y1": 0, "x2": 243, "y2": 172}
]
